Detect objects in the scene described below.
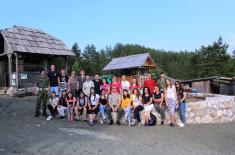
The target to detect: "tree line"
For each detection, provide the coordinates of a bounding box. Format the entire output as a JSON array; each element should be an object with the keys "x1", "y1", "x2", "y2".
[{"x1": 52, "y1": 36, "x2": 235, "y2": 80}]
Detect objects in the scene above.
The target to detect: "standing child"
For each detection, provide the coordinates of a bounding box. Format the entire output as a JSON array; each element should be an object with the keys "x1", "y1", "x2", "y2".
[
  {"x1": 121, "y1": 89, "x2": 133, "y2": 126},
  {"x1": 99, "y1": 89, "x2": 108, "y2": 124},
  {"x1": 66, "y1": 92, "x2": 76, "y2": 122}
]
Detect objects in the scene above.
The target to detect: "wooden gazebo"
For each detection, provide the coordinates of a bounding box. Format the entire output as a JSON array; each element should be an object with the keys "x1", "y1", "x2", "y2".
[
  {"x1": 0, "y1": 26, "x2": 75, "y2": 88},
  {"x1": 102, "y1": 53, "x2": 156, "y2": 85}
]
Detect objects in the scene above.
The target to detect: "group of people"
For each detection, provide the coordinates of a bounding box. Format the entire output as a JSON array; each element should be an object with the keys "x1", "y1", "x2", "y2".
[{"x1": 35, "y1": 65, "x2": 187, "y2": 127}]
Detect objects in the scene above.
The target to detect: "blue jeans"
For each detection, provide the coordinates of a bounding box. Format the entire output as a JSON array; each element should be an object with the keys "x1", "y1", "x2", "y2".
[
  {"x1": 50, "y1": 86, "x2": 59, "y2": 96},
  {"x1": 99, "y1": 105, "x2": 106, "y2": 119},
  {"x1": 124, "y1": 106, "x2": 131, "y2": 124},
  {"x1": 178, "y1": 101, "x2": 186, "y2": 123}
]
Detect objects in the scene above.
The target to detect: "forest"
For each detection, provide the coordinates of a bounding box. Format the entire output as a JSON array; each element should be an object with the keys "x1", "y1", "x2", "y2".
[{"x1": 52, "y1": 36, "x2": 235, "y2": 80}]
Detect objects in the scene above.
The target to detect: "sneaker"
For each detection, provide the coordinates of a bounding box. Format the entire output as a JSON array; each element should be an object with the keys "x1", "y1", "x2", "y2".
[
  {"x1": 42, "y1": 112, "x2": 48, "y2": 117},
  {"x1": 35, "y1": 113, "x2": 40, "y2": 117},
  {"x1": 117, "y1": 120, "x2": 121, "y2": 125},
  {"x1": 169, "y1": 123, "x2": 175, "y2": 128},
  {"x1": 130, "y1": 121, "x2": 136, "y2": 126},
  {"x1": 138, "y1": 122, "x2": 142, "y2": 127},
  {"x1": 89, "y1": 120, "x2": 94, "y2": 126},
  {"x1": 109, "y1": 120, "x2": 113, "y2": 125},
  {"x1": 100, "y1": 119, "x2": 104, "y2": 124},
  {"x1": 59, "y1": 116, "x2": 65, "y2": 119},
  {"x1": 47, "y1": 116, "x2": 53, "y2": 121},
  {"x1": 161, "y1": 120, "x2": 164, "y2": 125},
  {"x1": 178, "y1": 122, "x2": 185, "y2": 128}
]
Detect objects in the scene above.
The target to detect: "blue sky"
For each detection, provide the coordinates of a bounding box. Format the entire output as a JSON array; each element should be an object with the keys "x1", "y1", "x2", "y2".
[{"x1": 1, "y1": 0, "x2": 235, "y2": 53}]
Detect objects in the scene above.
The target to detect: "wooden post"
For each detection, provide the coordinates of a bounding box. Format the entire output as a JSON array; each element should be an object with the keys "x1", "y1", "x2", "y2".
[
  {"x1": 64, "y1": 56, "x2": 68, "y2": 74},
  {"x1": 137, "y1": 68, "x2": 140, "y2": 85},
  {"x1": 7, "y1": 53, "x2": 12, "y2": 87},
  {"x1": 14, "y1": 52, "x2": 19, "y2": 87}
]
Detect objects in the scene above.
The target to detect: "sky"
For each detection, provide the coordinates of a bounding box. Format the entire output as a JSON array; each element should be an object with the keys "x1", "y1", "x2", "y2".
[{"x1": 1, "y1": 0, "x2": 235, "y2": 53}]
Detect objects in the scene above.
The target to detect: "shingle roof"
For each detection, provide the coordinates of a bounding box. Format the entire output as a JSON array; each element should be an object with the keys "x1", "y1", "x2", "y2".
[
  {"x1": 103, "y1": 53, "x2": 156, "y2": 71},
  {"x1": 0, "y1": 26, "x2": 75, "y2": 56}
]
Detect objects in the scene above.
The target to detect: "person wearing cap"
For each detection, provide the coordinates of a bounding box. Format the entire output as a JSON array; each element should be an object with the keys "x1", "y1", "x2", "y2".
[
  {"x1": 157, "y1": 72, "x2": 166, "y2": 92},
  {"x1": 34, "y1": 69, "x2": 49, "y2": 117}
]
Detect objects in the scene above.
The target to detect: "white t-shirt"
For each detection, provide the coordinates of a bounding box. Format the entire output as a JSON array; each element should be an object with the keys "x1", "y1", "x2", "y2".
[
  {"x1": 121, "y1": 80, "x2": 130, "y2": 91},
  {"x1": 166, "y1": 86, "x2": 176, "y2": 100},
  {"x1": 49, "y1": 97, "x2": 59, "y2": 106},
  {"x1": 89, "y1": 94, "x2": 100, "y2": 106},
  {"x1": 131, "y1": 94, "x2": 141, "y2": 107},
  {"x1": 83, "y1": 81, "x2": 95, "y2": 96}
]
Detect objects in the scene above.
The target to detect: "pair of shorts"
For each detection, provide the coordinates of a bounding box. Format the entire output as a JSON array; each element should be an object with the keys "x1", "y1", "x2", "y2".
[
  {"x1": 144, "y1": 104, "x2": 154, "y2": 112},
  {"x1": 87, "y1": 105, "x2": 99, "y2": 115}
]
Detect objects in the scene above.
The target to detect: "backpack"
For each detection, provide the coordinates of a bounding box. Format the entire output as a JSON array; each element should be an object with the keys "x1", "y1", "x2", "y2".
[{"x1": 145, "y1": 113, "x2": 157, "y2": 126}]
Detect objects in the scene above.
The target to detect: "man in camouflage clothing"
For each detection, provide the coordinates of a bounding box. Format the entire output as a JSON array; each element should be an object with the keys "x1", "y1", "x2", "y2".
[
  {"x1": 157, "y1": 72, "x2": 166, "y2": 92},
  {"x1": 35, "y1": 69, "x2": 50, "y2": 117}
]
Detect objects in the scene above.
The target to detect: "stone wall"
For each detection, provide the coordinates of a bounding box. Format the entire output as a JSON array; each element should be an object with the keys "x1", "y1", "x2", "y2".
[
  {"x1": 185, "y1": 93, "x2": 235, "y2": 124},
  {"x1": 116, "y1": 93, "x2": 235, "y2": 125},
  {"x1": 151, "y1": 93, "x2": 235, "y2": 124}
]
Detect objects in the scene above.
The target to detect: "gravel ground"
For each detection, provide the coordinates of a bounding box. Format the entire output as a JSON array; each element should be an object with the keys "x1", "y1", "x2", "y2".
[{"x1": 0, "y1": 95, "x2": 235, "y2": 155}]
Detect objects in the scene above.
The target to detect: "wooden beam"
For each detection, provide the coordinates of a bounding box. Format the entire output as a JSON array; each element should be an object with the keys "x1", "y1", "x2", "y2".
[
  {"x1": 14, "y1": 52, "x2": 19, "y2": 87},
  {"x1": 7, "y1": 54, "x2": 12, "y2": 87},
  {"x1": 64, "y1": 56, "x2": 68, "y2": 74}
]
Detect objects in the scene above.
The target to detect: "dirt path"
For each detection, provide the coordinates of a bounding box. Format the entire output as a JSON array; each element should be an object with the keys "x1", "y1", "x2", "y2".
[{"x1": 0, "y1": 95, "x2": 234, "y2": 155}]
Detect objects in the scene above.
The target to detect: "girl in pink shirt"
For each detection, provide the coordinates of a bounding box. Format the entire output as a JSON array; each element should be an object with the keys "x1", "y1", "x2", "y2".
[{"x1": 100, "y1": 79, "x2": 110, "y2": 95}]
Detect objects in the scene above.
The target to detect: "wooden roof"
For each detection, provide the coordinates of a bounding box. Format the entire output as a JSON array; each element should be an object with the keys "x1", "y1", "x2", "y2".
[
  {"x1": 0, "y1": 26, "x2": 75, "y2": 56},
  {"x1": 181, "y1": 76, "x2": 235, "y2": 83},
  {"x1": 103, "y1": 53, "x2": 156, "y2": 71}
]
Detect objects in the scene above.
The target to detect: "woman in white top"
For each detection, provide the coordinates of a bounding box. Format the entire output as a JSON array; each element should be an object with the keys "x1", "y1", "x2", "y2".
[
  {"x1": 165, "y1": 79, "x2": 177, "y2": 127},
  {"x1": 87, "y1": 87, "x2": 100, "y2": 126},
  {"x1": 47, "y1": 92, "x2": 59, "y2": 121},
  {"x1": 83, "y1": 76, "x2": 94, "y2": 96},
  {"x1": 131, "y1": 88, "x2": 144, "y2": 126}
]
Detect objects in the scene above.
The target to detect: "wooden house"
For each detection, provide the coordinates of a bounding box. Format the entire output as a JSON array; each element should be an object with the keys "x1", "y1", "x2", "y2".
[
  {"x1": 181, "y1": 76, "x2": 235, "y2": 95},
  {"x1": 102, "y1": 53, "x2": 156, "y2": 85},
  {"x1": 0, "y1": 26, "x2": 75, "y2": 88}
]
